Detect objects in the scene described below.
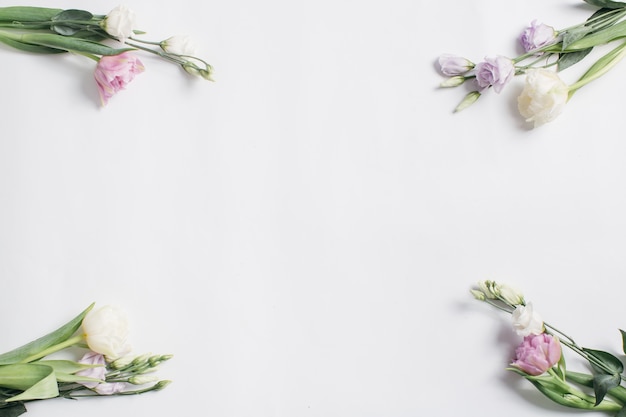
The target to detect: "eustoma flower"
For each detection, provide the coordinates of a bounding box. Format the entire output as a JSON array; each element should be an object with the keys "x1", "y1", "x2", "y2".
[
  {"x1": 437, "y1": 2, "x2": 626, "y2": 128},
  {"x1": 519, "y1": 20, "x2": 556, "y2": 53},
  {"x1": 511, "y1": 302, "x2": 544, "y2": 336},
  {"x1": 511, "y1": 333, "x2": 562, "y2": 376},
  {"x1": 101, "y1": 4, "x2": 136, "y2": 42},
  {"x1": 94, "y1": 52, "x2": 145, "y2": 106},
  {"x1": 0, "y1": 304, "x2": 171, "y2": 416},
  {"x1": 474, "y1": 56, "x2": 515, "y2": 93},
  {"x1": 161, "y1": 35, "x2": 199, "y2": 56},
  {"x1": 0, "y1": 5, "x2": 214, "y2": 105}
]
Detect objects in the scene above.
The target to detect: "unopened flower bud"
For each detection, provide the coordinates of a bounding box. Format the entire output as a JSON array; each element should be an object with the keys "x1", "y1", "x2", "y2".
[
  {"x1": 454, "y1": 91, "x2": 481, "y2": 113},
  {"x1": 438, "y1": 54, "x2": 474, "y2": 76},
  {"x1": 470, "y1": 289, "x2": 486, "y2": 300},
  {"x1": 129, "y1": 375, "x2": 159, "y2": 385},
  {"x1": 440, "y1": 76, "x2": 466, "y2": 88},
  {"x1": 498, "y1": 283, "x2": 525, "y2": 306},
  {"x1": 153, "y1": 380, "x2": 172, "y2": 391},
  {"x1": 478, "y1": 280, "x2": 498, "y2": 299}
]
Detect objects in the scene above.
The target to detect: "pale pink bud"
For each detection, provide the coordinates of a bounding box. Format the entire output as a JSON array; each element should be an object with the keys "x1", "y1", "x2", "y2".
[{"x1": 511, "y1": 333, "x2": 561, "y2": 376}]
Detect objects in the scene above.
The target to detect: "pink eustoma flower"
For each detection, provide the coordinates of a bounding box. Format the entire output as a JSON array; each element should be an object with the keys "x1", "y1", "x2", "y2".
[
  {"x1": 94, "y1": 52, "x2": 145, "y2": 105},
  {"x1": 475, "y1": 56, "x2": 515, "y2": 93},
  {"x1": 511, "y1": 333, "x2": 561, "y2": 376}
]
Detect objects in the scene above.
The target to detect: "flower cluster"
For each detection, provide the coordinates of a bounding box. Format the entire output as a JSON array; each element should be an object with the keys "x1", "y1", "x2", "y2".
[
  {"x1": 472, "y1": 280, "x2": 626, "y2": 415},
  {"x1": 0, "y1": 5, "x2": 213, "y2": 105},
  {"x1": 0, "y1": 304, "x2": 172, "y2": 417},
  {"x1": 438, "y1": 0, "x2": 626, "y2": 127}
]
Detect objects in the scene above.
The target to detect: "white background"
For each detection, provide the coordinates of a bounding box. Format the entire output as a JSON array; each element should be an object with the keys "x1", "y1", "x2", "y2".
[{"x1": 1, "y1": 0, "x2": 626, "y2": 416}]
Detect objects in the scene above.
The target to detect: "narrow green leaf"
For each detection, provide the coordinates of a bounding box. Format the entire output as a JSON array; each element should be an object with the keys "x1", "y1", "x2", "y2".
[
  {"x1": 0, "y1": 6, "x2": 62, "y2": 23},
  {"x1": 564, "y1": 20, "x2": 626, "y2": 50},
  {"x1": 35, "y1": 360, "x2": 100, "y2": 375},
  {"x1": 584, "y1": 348, "x2": 625, "y2": 374},
  {"x1": 54, "y1": 373, "x2": 102, "y2": 384},
  {"x1": 0, "y1": 304, "x2": 93, "y2": 365},
  {"x1": 555, "y1": 351, "x2": 567, "y2": 381},
  {"x1": 19, "y1": 33, "x2": 132, "y2": 56},
  {"x1": 620, "y1": 329, "x2": 626, "y2": 354},
  {"x1": 583, "y1": 0, "x2": 626, "y2": 9},
  {"x1": 566, "y1": 370, "x2": 595, "y2": 387},
  {"x1": 0, "y1": 37, "x2": 65, "y2": 54},
  {"x1": 558, "y1": 48, "x2": 593, "y2": 71},
  {"x1": 562, "y1": 27, "x2": 591, "y2": 50}
]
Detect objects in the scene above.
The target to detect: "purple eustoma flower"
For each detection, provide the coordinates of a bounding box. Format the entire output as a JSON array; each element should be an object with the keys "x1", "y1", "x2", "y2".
[
  {"x1": 511, "y1": 333, "x2": 561, "y2": 376},
  {"x1": 438, "y1": 54, "x2": 474, "y2": 76},
  {"x1": 520, "y1": 20, "x2": 556, "y2": 53},
  {"x1": 474, "y1": 56, "x2": 515, "y2": 93}
]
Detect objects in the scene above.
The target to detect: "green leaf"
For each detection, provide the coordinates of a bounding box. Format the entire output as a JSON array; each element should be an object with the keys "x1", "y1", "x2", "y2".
[
  {"x1": 35, "y1": 360, "x2": 100, "y2": 375},
  {"x1": 583, "y1": 0, "x2": 626, "y2": 9},
  {"x1": 51, "y1": 9, "x2": 95, "y2": 36},
  {"x1": 562, "y1": 27, "x2": 591, "y2": 50},
  {"x1": 52, "y1": 9, "x2": 93, "y2": 22},
  {"x1": 584, "y1": 348, "x2": 625, "y2": 374},
  {"x1": 620, "y1": 329, "x2": 626, "y2": 354},
  {"x1": 0, "y1": 6, "x2": 63, "y2": 23},
  {"x1": 558, "y1": 48, "x2": 593, "y2": 71},
  {"x1": 0, "y1": 304, "x2": 93, "y2": 365},
  {"x1": 592, "y1": 373, "x2": 621, "y2": 405},
  {"x1": 0, "y1": 403, "x2": 27, "y2": 417},
  {"x1": 564, "y1": 20, "x2": 626, "y2": 50},
  {"x1": 0, "y1": 364, "x2": 58, "y2": 402}
]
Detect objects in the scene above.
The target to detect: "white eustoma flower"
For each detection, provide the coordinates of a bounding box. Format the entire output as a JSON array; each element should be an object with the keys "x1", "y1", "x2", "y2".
[
  {"x1": 102, "y1": 4, "x2": 136, "y2": 42},
  {"x1": 161, "y1": 35, "x2": 199, "y2": 56},
  {"x1": 82, "y1": 305, "x2": 132, "y2": 360},
  {"x1": 512, "y1": 302, "x2": 544, "y2": 336},
  {"x1": 518, "y1": 69, "x2": 569, "y2": 127}
]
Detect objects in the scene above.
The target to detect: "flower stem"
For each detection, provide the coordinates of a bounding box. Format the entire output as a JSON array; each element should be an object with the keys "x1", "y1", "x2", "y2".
[{"x1": 19, "y1": 334, "x2": 85, "y2": 363}]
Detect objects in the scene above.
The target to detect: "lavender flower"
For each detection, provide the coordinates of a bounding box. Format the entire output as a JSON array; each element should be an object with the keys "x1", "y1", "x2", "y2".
[
  {"x1": 474, "y1": 56, "x2": 515, "y2": 93},
  {"x1": 520, "y1": 20, "x2": 557, "y2": 53}
]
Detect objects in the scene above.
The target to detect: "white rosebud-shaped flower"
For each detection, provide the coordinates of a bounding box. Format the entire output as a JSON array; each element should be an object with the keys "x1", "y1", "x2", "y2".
[
  {"x1": 512, "y1": 302, "x2": 544, "y2": 336},
  {"x1": 102, "y1": 4, "x2": 136, "y2": 42},
  {"x1": 161, "y1": 35, "x2": 199, "y2": 56},
  {"x1": 82, "y1": 305, "x2": 132, "y2": 360},
  {"x1": 518, "y1": 69, "x2": 569, "y2": 127}
]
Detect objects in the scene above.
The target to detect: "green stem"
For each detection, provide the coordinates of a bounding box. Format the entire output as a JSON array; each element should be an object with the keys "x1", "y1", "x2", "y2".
[{"x1": 19, "y1": 334, "x2": 85, "y2": 363}]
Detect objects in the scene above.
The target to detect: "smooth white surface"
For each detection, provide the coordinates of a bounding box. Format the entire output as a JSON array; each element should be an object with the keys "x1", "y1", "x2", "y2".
[{"x1": 2, "y1": 0, "x2": 626, "y2": 416}]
